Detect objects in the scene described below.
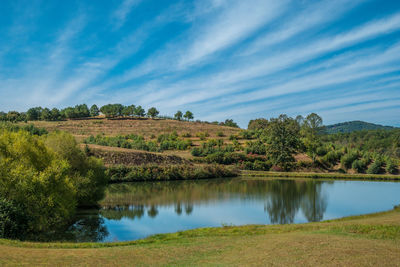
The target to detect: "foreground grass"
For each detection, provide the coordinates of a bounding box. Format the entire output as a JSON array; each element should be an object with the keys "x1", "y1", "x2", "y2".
[
  {"x1": 242, "y1": 170, "x2": 400, "y2": 181},
  {"x1": 1, "y1": 207, "x2": 400, "y2": 266}
]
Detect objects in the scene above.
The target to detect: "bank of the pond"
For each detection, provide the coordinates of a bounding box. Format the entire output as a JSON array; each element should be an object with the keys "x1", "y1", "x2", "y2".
[
  {"x1": 242, "y1": 170, "x2": 400, "y2": 181},
  {"x1": 0, "y1": 206, "x2": 399, "y2": 266},
  {"x1": 106, "y1": 164, "x2": 239, "y2": 182}
]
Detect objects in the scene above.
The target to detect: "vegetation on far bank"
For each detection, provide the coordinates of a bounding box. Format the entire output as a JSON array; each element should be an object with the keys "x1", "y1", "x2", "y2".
[
  {"x1": 241, "y1": 170, "x2": 400, "y2": 181},
  {"x1": 107, "y1": 164, "x2": 239, "y2": 183}
]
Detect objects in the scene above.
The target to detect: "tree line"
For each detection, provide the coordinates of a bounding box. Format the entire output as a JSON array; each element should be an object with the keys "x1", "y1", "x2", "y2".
[{"x1": 0, "y1": 104, "x2": 196, "y2": 122}]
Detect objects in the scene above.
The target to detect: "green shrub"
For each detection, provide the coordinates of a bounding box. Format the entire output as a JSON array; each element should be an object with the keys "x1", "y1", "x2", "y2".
[
  {"x1": 107, "y1": 164, "x2": 239, "y2": 182},
  {"x1": 0, "y1": 199, "x2": 30, "y2": 239},
  {"x1": 216, "y1": 131, "x2": 224, "y2": 137},
  {"x1": 316, "y1": 146, "x2": 328, "y2": 156},
  {"x1": 386, "y1": 159, "x2": 398, "y2": 174},
  {"x1": 352, "y1": 159, "x2": 367, "y2": 173},
  {"x1": 181, "y1": 132, "x2": 192, "y2": 138},
  {"x1": 340, "y1": 151, "x2": 359, "y2": 169},
  {"x1": 0, "y1": 130, "x2": 77, "y2": 233},
  {"x1": 367, "y1": 160, "x2": 384, "y2": 174},
  {"x1": 244, "y1": 140, "x2": 266, "y2": 155}
]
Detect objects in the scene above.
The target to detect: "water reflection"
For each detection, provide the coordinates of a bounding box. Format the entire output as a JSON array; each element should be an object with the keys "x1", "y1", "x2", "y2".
[
  {"x1": 101, "y1": 179, "x2": 329, "y2": 224},
  {"x1": 42, "y1": 178, "x2": 400, "y2": 242}
]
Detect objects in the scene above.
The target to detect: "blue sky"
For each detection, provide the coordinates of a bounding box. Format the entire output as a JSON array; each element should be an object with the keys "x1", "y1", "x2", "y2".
[{"x1": 0, "y1": 0, "x2": 399, "y2": 128}]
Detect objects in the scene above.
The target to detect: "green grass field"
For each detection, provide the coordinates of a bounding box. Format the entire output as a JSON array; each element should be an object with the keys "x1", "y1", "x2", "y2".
[{"x1": 1, "y1": 206, "x2": 399, "y2": 266}]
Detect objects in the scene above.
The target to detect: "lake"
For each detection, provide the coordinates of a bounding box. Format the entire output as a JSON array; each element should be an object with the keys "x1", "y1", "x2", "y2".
[{"x1": 60, "y1": 178, "x2": 400, "y2": 242}]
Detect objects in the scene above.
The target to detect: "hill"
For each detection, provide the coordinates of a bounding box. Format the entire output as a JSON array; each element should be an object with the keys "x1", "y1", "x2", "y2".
[
  {"x1": 325, "y1": 120, "x2": 396, "y2": 134},
  {"x1": 30, "y1": 118, "x2": 241, "y2": 139}
]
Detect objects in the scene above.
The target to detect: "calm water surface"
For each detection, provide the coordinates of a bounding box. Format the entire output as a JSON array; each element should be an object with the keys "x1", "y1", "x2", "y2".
[{"x1": 64, "y1": 178, "x2": 400, "y2": 242}]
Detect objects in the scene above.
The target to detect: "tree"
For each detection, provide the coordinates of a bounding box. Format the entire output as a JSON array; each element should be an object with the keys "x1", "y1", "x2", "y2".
[
  {"x1": 134, "y1": 105, "x2": 146, "y2": 117},
  {"x1": 122, "y1": 105, "x2": 135, "y2": 117},
  {"x1": 223, "y1": 119, "x2": 239, "y2": 128},
  {"x1": 50, "y1": 108, "x2": 61, "y2": 121},
  {"x1": 147, "y1": 107, "x2": 159, "y2": 118},
  {"x1": 100, "y1": 104, "x2": 123, "y2": 118},
  {"x1": 263, "y1": 114, "x2": 301, "y2": 171},
  {"x1": 174, "y1": 111, "x2": 183, "y2": 120},
  {"x1": 248, "y1": 118, "x2": 269, "y2": 130},
  {"x1": 74, "y1": 104, "x2": 90, "y2": 118},
  {"x1": 183, "y1": 111, "x2": 194, "y2": 121},
  {"x1": 41, "y1": 108, "x2": 52, "y2": 121},
  {"x1": 62, "y1": 107, "x2": 77, "y2": 119},
  {"x1": 90, "y1": 105, "x2": 99, "y2": 117},
  {"x1": 27, "y1": 107, "x2": 42, "y2": 121},
  {"x1": 302, "y1": 113, "x2": 324, "y2": 163}
]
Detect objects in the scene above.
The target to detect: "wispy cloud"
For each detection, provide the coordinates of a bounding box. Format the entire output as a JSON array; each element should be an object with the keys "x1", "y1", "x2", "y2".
[
  {"x1": 112, "y1": 0, "x2": 142, "y2": 29},
  {"x1": 1, "y1": 0, "x2": 400, "y2": 127}
]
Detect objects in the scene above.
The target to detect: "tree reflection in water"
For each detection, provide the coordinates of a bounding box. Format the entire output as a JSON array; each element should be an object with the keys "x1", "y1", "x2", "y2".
[{"x1": 100, "y1": 178, "x2": 330, "y2": 224}]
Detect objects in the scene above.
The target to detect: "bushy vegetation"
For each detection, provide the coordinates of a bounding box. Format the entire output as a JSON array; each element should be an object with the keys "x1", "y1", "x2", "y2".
[
  {"x1": 106, "y1": 164, "x2": 239, "y2": 182},
  {"x1": 0, "y1": 129, "x2": 108, "y2": 239},
  {"x1": 84, "y1": 132, "x2": 192, "y2": 152}
]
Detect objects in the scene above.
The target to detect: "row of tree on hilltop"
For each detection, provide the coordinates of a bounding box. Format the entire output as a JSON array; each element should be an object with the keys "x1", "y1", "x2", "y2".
[{"x1": 0, "y1": 104, "x2": 195, "y2": 122}]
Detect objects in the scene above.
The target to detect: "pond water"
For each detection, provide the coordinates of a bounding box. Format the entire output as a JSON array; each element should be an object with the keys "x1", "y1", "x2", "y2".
[{"x1": 59, "y1": 178, "x2": 400, "y2": 242}]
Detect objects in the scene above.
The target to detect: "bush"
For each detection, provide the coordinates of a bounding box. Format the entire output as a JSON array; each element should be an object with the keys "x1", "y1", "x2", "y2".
[
  {"x1": 386, "y1": 159, "x2": 398, "y2": 174},
  {"x1": 244, "y1": 140, "x2": 266, "y2": 155},
  {"x1": 340, "y1": 151, "x2": 359, "y2": 169},
  {"x1": 367, "y1": 160, "x2": 384, "y2": 174},
  {"x1": 181, "y1": 132, "x2": 192, "y2": 138},
  {"x1": 323, "y1": 150, "x2": 342, "y2": 165},
  {"x1": 216, "y1": 131, "x2": 224, "y2": 137},
  {"x1": 0, "y1": 199, "x2": 30, "y2": 239},
  {"x1": 352, "y1": 159, "x2": 367, "y2": 173},
  {"x1": 316, "y1": 146, "x2": 328, "y2": 156},
  {"x1": 107, "y1": 164, "x2": 239, "y2": 182},
  {"x1": 0, "y1": 130, "x2": 77, "y2": 233}
]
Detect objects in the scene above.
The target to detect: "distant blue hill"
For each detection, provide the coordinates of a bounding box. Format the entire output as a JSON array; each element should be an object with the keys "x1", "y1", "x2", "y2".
[{"x1": 325, "y1": 120, "x2": 396, "y2": 134}]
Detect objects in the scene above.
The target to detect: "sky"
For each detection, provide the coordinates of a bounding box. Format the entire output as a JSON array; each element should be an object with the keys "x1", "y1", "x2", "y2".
[{"x1": 0, "y1": 0, "x2": 399, "y2": 128}]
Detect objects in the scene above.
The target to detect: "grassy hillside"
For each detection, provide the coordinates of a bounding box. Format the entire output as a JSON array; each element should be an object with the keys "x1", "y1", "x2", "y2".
[
  {"x1": 325, "y1": 120, "x2": 396, "y2": 134},
  {"x1": 30, "y1": 118, "x2": 241, "y2": 139},
  {"x1": 0, "y1": 206, "x2": 399, "y2": 266}
]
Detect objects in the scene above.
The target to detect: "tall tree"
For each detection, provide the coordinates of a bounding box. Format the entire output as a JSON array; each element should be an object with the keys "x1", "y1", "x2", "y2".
[
  {"x1": 50, "y1": 108, "x2": 61, "y2": 121},
  {"x1": 122, "y1": 105, "x2": 135, "y2": 117},
  {"x1": 147, "y1": 107, "x2": 159, "y2": 118},
  {"x1": 302, "y1": 113, "x2": 324, "y2": 163},
  {"x1": 41, "y1": 108, "x2": 52, "y2": 121},
  {"x1": 174, "y1": 110, "x2": 183, "y2": 120},
  {"x1": 90, "y1": 105, "x2": 99, "y2": 117},
  {"x1": 263, "y1": 114, "x2": 301, "y2": 170},
  {"x1": 134, "y1": 105, "x2": 146, "y2": 117},
  {"x1": 183, "y1": 111, "x2": 193, "y2": 121},
  {"x1": 27, "y1": 107, "x2": 42, "y2": 121}
]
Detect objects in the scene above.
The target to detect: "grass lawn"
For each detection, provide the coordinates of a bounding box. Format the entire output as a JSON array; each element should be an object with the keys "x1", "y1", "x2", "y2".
[{"x1": 1, "y1": 206, "x2": 399, "y2": 266}]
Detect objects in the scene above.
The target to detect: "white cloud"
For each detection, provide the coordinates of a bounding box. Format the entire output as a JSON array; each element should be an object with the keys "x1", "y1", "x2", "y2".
[{"x1": 112, "y1": 0, "x2": 142, "y2": 29}]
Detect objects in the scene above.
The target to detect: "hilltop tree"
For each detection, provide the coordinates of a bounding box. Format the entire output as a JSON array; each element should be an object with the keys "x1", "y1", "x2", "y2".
[
  {"x1": 50, "y1": 108, "x2": 61, "y2": 121},
  {"x1": 223, "y1": 119, "x2": 239, "y2": 128},
  {"x1": 41, "y1": 108, "x2": 52, "y2": 121},
  {"x1": 183, "y1": 111, "x2": 193, "y2": 121},
  {"x1": 122, "y1": 105, "x2": 135, "y2": 117},
  {"x1": 100, "y1": 104, "x2": 123, "y2": 118},
  {"x1": 263, "y1": 114, "x2": 301, "y2": 170},
  {"x1": 26, "y1": 107, "x2": 42, "y2": 121},
  {"x1": 302, "y1": 113, "x2": 324, "y2": 163},
  {"x1": 134, "y1": 105, "x2": 146, "y2": 117},
  {"x1": 90, "y1": 105, "x2": 99, "y2": 117},
  {"x1": 248, "y1": 118, "x2": 269, "y2": 130},
  {"x1": 174, "y1": 111, "x2": 183, "y2": 120},
  {"x1": 74, "y1": 104, "x2": 90, "y2": 118},
  {"x1": 147, "y1": 107, "x2": 159, "y2": 118}
]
